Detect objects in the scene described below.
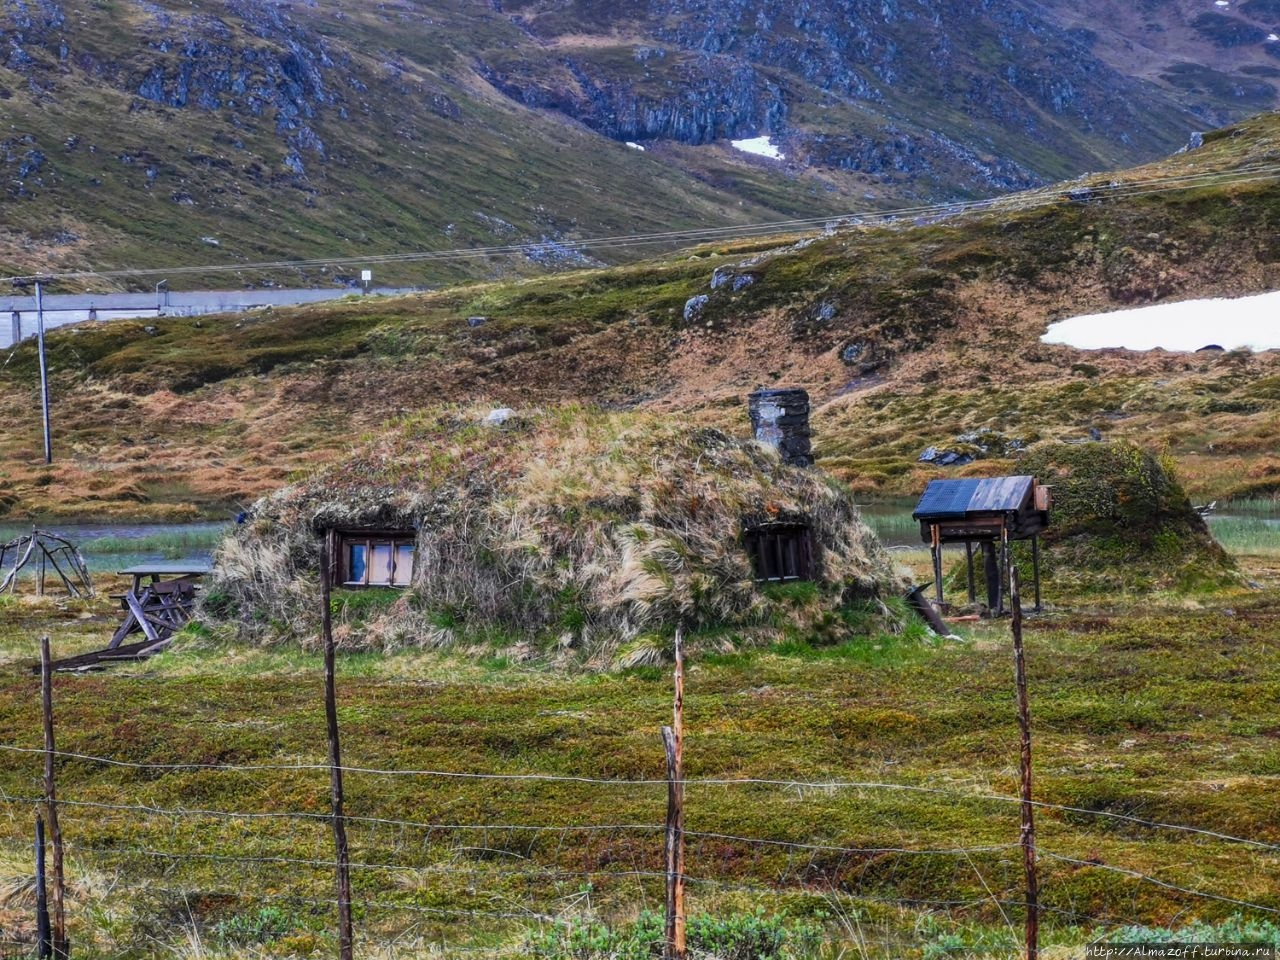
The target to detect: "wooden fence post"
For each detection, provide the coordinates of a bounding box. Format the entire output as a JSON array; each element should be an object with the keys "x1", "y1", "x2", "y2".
[
  {"x1": 39, "y1": 637, "x2": 66, "y2": 959},
  {"x1": 662, "y1": 626, "x2": 686, "y2": 960},
  {"x1": 321, "y1": 531, "x2": 354, "y2": 960},
  {"x1": 35, "y1": 814, "x2": 50, "y2": 960},
  {"x1": 1010, "y1": 569, "x2": 1038, "y2": 960}
]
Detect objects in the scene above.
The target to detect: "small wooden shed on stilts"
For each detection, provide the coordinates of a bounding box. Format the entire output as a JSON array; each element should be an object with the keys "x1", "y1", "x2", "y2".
[{"x1": 912, "y1": 476, "x2": 1050, "y2": 615}]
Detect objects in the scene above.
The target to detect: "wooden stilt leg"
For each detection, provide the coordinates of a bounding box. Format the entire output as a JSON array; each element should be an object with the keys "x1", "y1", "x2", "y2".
[{"x1": 931, "y1": 525, "x2": 944, "y2": 608}]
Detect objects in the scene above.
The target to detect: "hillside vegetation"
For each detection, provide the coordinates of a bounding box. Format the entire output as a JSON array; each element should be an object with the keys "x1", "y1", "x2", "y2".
[
  {"x1": 3, "y1": 0, "x2": 1278, "y2": 286},
  {"x1": 1, "y1": 111, "x2": 1278, "y2": 521}
]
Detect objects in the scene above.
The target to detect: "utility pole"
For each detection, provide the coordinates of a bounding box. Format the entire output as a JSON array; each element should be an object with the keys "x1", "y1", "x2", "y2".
[
  {"x1": 12, "y1": 278, "x2": 53, "y2": 464},
  {"x1": 35, "y1": 280, "x2": 51, "y2": 465}
]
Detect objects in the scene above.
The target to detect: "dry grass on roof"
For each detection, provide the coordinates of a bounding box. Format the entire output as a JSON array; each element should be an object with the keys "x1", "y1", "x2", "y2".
[{"x1": 203, "y1": 406, "x2": 908, "y2": 666}]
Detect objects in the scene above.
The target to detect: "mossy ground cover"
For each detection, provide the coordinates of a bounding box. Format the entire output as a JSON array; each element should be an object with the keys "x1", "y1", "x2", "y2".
[{"x1": 0, "y1": 544, "x2": 1276, "y2": 957}]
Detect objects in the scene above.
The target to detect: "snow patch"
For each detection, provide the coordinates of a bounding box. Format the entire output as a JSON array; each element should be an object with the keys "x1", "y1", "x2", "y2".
[
  {"x1": 1269, "y1": 33, "x2": 1279, "y2": 40},
  {"x1": 1214, "y1": 0, "x2": 1229, "y2": 6},
  {"x1": 625, "y1": 141, "x2": 645, "y2": 151},
  {"x1": 731, "y1": 136, "x2": 785, "y2": 160},
  {"x1": 1042, "y1": 292, "x2": 1280, "y2": 352}
]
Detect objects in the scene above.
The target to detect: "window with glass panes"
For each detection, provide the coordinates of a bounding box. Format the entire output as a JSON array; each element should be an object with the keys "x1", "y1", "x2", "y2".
[{"x1": 339, "y1": 533, "x2": 416, "y2": 587}]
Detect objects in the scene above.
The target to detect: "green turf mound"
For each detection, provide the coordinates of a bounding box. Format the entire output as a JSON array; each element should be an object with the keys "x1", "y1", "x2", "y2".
[
  {"x1": 1018, "y1": 441, "x2": 1238, "y2": 594},
  {"x1": 204, "y1": 406, "x2": 907, "y2": 664}
]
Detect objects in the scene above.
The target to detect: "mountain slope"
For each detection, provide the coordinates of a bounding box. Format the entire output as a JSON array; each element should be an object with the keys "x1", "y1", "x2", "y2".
[
  {"x1": 1, "y1": 110, "x2": 1278, "y2": 520},
  {"x1": 0, "y1": 0, "x2": 871, "y2": 287},
  {"x1": 2, "y1": 0, "x2": 1277, "y2": 288}
]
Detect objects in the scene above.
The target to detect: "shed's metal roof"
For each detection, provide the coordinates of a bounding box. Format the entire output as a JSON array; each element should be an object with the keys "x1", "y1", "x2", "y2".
[{"x1": 913, "y1": 476, "x2": 1035, "y2": 521}]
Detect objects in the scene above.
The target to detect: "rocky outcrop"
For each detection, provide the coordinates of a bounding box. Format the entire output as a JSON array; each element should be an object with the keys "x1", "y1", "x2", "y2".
[
  {"x1": 803, "y1": 128, "x2": 1042, "y2": 193},
  {"x1": 479, "y1": 0, "x2": 1207, "y2": 188},
  {"x1": 478, "y1": 53, "x2": 786, "y2": 144}
]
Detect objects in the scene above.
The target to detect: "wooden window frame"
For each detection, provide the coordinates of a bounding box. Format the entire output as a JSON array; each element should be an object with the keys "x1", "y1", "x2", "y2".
[
  {"x1": 336, "y1": 530, "x2": 416, "y2": 588},
  {"x1": 745, "y1": 523, "x2": 815, "y2": 583}
]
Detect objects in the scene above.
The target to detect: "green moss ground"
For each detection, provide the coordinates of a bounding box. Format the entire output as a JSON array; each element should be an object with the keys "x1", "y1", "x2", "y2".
[{"x1": 0, "y1": 546, "x2": 1277, "y2": 956}]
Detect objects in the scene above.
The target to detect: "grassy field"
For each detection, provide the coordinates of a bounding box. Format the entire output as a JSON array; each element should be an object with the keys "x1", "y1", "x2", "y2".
[{"x1": 0, "y1": 536, "x2": 1276, "y2": 958}]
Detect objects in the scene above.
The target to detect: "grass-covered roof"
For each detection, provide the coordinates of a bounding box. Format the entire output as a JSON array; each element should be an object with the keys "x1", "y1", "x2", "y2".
[{"x1": 205, "y1": 406, "x2": 907, "y2": 665}]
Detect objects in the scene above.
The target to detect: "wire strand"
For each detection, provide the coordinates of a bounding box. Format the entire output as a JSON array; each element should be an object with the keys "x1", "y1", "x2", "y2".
[{"x1": 2, "y1": 744, "x2": 1276, "y2": 852}]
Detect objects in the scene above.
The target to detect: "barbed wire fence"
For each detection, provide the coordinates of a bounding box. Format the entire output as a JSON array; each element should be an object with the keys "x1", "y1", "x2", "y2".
[{"x1": 0, "y1": 581, "x2": 1277, "y2": 959}]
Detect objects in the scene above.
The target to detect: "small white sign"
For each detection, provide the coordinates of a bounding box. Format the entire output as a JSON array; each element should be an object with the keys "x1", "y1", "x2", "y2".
[{"x1": 360, "y1": 270, "x2": 372, "y2": 283}]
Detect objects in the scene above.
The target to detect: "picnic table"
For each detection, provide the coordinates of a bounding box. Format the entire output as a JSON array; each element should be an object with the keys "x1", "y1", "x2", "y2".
[
  {"x1": 37, "y1": 561, "x2": 212, "y2": 672},
  {"x1": 108, "y1": 562, "x2": 210, "y2": 648}
]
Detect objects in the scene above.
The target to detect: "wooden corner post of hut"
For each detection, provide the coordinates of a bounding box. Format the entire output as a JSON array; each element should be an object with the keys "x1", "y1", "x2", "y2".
[{"x1": 912, "y1": 476, "x2": 1050, "y2": 616}]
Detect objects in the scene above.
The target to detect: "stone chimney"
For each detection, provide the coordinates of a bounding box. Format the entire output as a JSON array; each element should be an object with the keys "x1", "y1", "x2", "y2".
[{"x1": 748, "y1": 387, "x2": 813, "y2": 467}]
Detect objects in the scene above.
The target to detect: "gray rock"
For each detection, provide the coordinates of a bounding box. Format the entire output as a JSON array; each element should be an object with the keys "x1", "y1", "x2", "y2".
[
  {"x1": 18, "y1": 149, "x2": 45, "y2": 177},
  {"x1": 467, "y1": 316, "x2": 488, "y2": 327},
  {"x1": 710, "y1": 266, "x2": 735, "y2": 290},
  {"x1": 683, "y1": 294, "x2": 709, "y2": 322},
  {"x1": 918, "y1": 446, "x2": 939, "y2": 463},
  {"x1": 483, "y1": 407, "x2": 515, "y2": 426},
  {"x1": 731, "y1": 273, "x2": 756, "y2": 291}
]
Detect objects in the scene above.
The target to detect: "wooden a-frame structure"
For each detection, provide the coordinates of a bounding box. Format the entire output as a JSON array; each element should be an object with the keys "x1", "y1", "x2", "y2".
[{"x1": 0, "y1": 530, "x2": 94, "y2": 598}]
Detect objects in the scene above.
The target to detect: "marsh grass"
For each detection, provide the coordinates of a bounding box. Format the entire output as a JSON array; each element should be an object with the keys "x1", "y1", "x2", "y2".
[
  {"x1": 1207, "y1": 516, "x2": 1280, "y2": 557},
  {"x1": 75, "y1": 527, "x2": 228, "y2": 560}
]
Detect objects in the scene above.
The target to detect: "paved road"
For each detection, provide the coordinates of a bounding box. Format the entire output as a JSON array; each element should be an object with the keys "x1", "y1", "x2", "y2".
[{"x1": 1, "y1": 287, "x2": 414, "y2": 349}]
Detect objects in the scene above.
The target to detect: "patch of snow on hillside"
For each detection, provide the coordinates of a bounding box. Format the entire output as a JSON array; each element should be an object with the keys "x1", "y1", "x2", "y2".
[
  {"x1": 1042, "y1": 291, "x2": 1280, "y2": 352},
  {"x1": 625, "y1": 141, "x2": 645, "y2": 151},
  {"x1": 731, "y1": 136, "x2": 784, "y2": 160},
  {"x1": 1269, "y1": 33, "x2": 1279, "y2": 40}
]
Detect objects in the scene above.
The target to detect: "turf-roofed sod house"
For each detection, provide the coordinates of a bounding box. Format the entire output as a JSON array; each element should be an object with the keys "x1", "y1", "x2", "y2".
[{"x1": 204, "y1": 407, "x2": 908, "y2": 664}]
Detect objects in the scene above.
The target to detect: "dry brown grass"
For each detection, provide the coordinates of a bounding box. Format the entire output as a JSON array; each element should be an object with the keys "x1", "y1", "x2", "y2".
[{"x1": 204, "y1": 406, "x2": 907, "y2": 663}]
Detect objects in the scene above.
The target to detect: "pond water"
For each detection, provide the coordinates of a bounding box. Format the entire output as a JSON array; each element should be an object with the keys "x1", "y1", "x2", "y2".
[
  {"x1": 858, "y1": 502, "x2": 922, "y2": 548},
  {"x1": 0, "y1": 521, "x2": 230, "y2": 574}
]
